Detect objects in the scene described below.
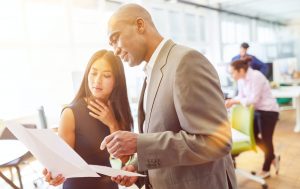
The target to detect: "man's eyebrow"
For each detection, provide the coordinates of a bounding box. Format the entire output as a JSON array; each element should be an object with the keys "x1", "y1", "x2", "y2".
[{"x1": 109, "y1": 31, "x2": 120, "y2": 41}]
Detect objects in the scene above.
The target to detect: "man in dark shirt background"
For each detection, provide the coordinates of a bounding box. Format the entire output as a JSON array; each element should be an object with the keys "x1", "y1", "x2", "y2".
[{"x1": 232, "y1": 42, "x2": 269, "y2": 77}]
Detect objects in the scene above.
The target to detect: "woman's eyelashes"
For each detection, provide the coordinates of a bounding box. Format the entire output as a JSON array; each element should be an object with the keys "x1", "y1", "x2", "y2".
[
  {"x1": 103, "y1": 74, "x2": 112, "y2": 78},
  {"x1": 90, "y1": 72, "x2": 112, "y2": 78}
]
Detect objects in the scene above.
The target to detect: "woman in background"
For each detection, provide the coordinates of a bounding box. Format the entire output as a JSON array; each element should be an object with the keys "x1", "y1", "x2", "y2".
[
  {"x1": 43, "y1": 50, "x2": 133, "y2": 188},
  {"x1": 225, "y1": 59, "x2": 280, "y2": 179}
]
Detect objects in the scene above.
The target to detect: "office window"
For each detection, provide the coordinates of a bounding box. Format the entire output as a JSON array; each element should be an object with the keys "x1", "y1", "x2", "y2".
[
  {"x1": 169, "y1": 10, "x2": 183, "y2": 42},
  {"x1": 257, "y1": 24, "x2": 276, "y2": 43},
  {"x1": 151, "y1": 8, "x2": 168, "y2": 37},
  {"x1": 222, "y1": 44, "x2": 239, "y2": 63},
  {"x1": 221, "y1": 20, "x2": 236, "y2": 43},
  {"x1": 221, "y1": 18, "x2": 250, "y2": 44},
  {"x1": 236, "y1": 22, "x2": 250, "y2": 43},
  {"x1": 184, "y1": 13, "x2": 196, "y2": 42},
  {"x1": 266, "y1": 45, "x2": 278, "y2": 59},
  {"x1": 198, "y1": 16, "x2": 205, "y2": 42}
]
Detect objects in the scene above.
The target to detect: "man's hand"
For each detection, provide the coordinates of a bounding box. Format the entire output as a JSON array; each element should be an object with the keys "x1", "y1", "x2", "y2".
[
  {"x1": 100, "y1": 131, "x2": 138, "y2": 158},
  {"x1": 111, "y1": 165, "x2": 138, "y2": 187},
  {"x1": 42, "y1": 168, "x2": 65, "y2": 186}
]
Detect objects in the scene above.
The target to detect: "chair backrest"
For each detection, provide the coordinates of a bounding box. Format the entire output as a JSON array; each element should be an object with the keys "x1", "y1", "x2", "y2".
[
  {"x1": 230, "y1": 105, "x2": 256, "y2": 151},
  {"x1": 1, "y1": 124, "x2": 36, "y2": 140},
  {"x1": 37, "y1": 106, "x2": 48, "y2": 129}
]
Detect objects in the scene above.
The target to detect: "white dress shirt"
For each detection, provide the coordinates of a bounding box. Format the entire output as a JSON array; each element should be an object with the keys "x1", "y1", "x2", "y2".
[{"x1": 143, "y1": 38, "x2": 168, "y2": 111}]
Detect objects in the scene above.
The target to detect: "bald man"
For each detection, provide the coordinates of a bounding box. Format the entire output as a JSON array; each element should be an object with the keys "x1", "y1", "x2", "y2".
[{"x1": 101, "y1": 4, "x2": 237, "y2": 189}]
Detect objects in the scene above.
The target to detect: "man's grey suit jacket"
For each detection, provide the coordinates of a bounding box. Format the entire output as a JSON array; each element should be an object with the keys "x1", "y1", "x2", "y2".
[{"x1": 133, "y1": 40, "x2": 237, "y2": 189}]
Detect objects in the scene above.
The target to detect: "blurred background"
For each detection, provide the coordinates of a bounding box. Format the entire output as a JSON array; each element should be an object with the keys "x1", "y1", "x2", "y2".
[{"x1": 0, "y1": 0, "x2": 299, "y2": 124}]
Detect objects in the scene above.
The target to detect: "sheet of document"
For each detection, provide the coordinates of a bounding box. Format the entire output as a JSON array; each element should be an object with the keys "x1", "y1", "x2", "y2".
[
  {"x1": 89, "y1": 165, "x2": 145, "y2": 177},
  {"x1": 6, "y1": 122, "x2": 145, "y2": 178}
]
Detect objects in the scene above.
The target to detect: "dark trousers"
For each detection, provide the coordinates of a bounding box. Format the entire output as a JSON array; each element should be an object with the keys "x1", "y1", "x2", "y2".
[{"x1": 254, "y1": 110, "x2": 279, "y2": 171}]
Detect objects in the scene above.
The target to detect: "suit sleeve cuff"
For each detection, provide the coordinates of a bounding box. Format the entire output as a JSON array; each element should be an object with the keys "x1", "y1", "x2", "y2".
[{"x1": 137, "y1": 133, "x2": 162, "y2": 172}]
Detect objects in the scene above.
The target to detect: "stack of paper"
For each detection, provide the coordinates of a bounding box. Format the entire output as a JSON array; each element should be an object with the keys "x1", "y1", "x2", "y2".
[{"x1": 6, "y1": 122, "x2": 145, "y2": 178}]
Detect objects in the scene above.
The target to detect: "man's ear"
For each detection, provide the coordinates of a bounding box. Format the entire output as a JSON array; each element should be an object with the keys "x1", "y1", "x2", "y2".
[{"x1": 136, "y1": 17, "x2": 145, "y2": 33}]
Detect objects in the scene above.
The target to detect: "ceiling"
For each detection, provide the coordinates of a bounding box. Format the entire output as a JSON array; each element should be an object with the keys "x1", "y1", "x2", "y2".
[{"x1": 181, "y1": 0, "x2": 300, "y2": 25}]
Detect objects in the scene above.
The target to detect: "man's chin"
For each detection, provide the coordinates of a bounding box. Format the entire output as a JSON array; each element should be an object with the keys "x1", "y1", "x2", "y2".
[
  {"x1": 125, "y1": 60, "x2": 138, "y2": 67},
  {"x1": 122, "y1": 57, "x2": 141, "y2": 67}
]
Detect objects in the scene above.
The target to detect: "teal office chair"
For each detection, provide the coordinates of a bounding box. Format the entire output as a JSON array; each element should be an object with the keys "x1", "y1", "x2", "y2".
[{"x1": 230, "y1": 105, "x2": 268, "y2": 189}]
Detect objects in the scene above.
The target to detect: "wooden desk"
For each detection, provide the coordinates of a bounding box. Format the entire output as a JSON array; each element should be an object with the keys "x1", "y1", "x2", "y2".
[
  {"x1": 271, "y1": 86, "x2": 300, "y2": 132},
  {"x1": 0, "y1": 140, "x2": 28, "y2": 189}
]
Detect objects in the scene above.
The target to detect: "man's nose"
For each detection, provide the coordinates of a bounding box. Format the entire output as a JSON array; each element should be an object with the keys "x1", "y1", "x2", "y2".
[{"x1": 113, "y1": 47, "x2": 122, "y2": 56}]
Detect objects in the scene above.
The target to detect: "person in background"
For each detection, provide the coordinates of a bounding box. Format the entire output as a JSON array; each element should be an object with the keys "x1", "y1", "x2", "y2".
[
  {"x1": 42, "y1": 50, "x2": 133, "y2": 189},
  {"x1": 225, "y1": 59, "x2": 280, "y2": 179},
  {"x1": 232, "y1": 42, "x2": 269, "y2": 77},
  {"x1": 100, "y1": 3, "x2": 237, "y2": 189}
]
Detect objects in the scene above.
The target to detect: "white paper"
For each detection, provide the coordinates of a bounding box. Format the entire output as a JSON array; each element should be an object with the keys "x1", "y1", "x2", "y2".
[
  {"x1": 89, "y1": 165, "x2": 146, "y2": 177},
  {"x1": 6, "y1": 122, "x2": 145, "y2": 178}
]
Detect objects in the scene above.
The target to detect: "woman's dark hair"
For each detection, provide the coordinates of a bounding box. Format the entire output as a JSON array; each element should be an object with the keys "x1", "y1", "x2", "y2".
[
  {"x1": 230, "y1": 59, "x2": 249, "y2": 72},
  {"x1": 71, "y1": 50, "x2": 133, "y2": 131}
]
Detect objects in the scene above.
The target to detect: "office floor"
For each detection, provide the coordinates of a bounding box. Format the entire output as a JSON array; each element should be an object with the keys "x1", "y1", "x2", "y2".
[
  {"x1": 0, "y1": 110, "x2": 299, "y2": 189},
  {"x1": 236, "y1": 109, "x2": 300, "y2": 189}
]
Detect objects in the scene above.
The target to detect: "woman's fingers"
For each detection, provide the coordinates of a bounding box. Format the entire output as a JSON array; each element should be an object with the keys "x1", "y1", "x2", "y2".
[
  {"x1": 119, "y1": 176, "x2": 129, "y2": 186},
  {"x1": 90, "y1": 100, "x2": 106, "y2": 112},
  {"x1": 45, "y1": 171, "x2": 52, "y2": 183},
  {"x1": 43, "y1": 170, "x2": 65, "y2": 186},
  {"x1": 88, "y1": 100, "x2": 110, "y2": 116},
  {"x1": 42, "y1": 168, "x2": 48, "y2": 176},
  {"x1": 89, "y1": 112, "x2": 101, "y2": 119},
  {"x1": 50, "y1": 174, "x2": 65, "y2": 186},
  {"x1": 87, "y1": 104, "x2": 102, "y2": 116},
  {"x1": 88, "y1": 100, "x2": 112, "y2": 119},
  {"x1": 112, "y1": 175, "x2": 122, "y2": 184},
  {"x1": 95, "y1": 100, "x2": 108, "y2": 110}
]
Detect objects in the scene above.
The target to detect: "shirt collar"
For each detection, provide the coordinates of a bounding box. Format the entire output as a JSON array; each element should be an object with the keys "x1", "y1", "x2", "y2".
[{"x1": 143, "y1": 38, "x2": 168, "y2": 77}]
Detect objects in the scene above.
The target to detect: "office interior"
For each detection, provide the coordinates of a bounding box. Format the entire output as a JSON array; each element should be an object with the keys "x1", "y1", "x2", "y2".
[{"x1": 0, "y1": 0, "x2": 300, "y2": 188}]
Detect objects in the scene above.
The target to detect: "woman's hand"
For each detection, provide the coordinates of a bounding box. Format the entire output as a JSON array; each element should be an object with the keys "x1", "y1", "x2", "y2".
[
  {"x1": 111, "y1": 165, "x2": 138, "y2": 187},
  {"x1": 88, "y1": 100, "x2": 119, "y2": 132},
  {"x1": 225, "y1": 99, "x2": 240, "y2": 108},
  {"x1": 42, "y1": 168, "x2": 65, "y2": 186}
]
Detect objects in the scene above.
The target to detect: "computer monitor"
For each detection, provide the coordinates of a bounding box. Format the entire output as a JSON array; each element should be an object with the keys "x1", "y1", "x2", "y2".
[
  {"x1": 265, "y1": 62, "x2": 273, "y2": 81},
  {"x1": 273, "y1": 57, "x2": 298, "y2": 84}
]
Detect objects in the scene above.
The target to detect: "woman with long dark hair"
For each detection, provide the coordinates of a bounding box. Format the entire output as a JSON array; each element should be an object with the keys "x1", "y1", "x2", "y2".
[{"x1": 43, "y1": 50, "x2": 133, "y2": 188}]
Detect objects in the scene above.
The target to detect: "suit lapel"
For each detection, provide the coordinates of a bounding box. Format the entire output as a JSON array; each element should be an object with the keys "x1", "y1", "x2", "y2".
[
  {"x1": 144, "y1": 40, "x2": 176, "y2": 133},
  {"x1": 138, "y1": 78, "x2": 147, "y2": 133}
]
